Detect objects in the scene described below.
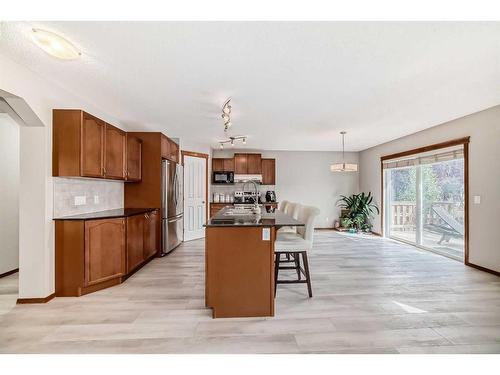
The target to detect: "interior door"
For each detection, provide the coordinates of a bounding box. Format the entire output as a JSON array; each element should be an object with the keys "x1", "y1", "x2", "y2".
[{"x1": 183, "y1": 155, "x2": 207, "y2": 241}]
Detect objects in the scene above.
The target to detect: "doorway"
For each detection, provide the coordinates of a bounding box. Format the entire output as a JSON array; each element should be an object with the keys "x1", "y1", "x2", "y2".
[
  {"x1": 382, "y1": 138, "x2": 469, "y2": 261},
  {"x1": 182, "y1": 151, "x2": 208, "y2": 241}
]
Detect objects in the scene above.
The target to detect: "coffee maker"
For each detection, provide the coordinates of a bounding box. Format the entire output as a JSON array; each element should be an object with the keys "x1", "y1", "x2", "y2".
[{"x1": 265, "y1": 190, "x2": 276, "y2": 202}]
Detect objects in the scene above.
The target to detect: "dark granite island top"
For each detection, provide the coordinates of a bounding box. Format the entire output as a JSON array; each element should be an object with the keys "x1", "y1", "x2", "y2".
[
  {"x1": 204, "y1": 207, "x2": 304, "y2": 228},
  {"x1": 53, "y1": 208, "x2": 157, "y2": 220}
]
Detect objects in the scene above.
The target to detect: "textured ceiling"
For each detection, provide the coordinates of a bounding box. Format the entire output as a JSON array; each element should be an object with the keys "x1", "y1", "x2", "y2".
[{"x1": 1, "y1": 21, "x2": 499, "y2": 151}]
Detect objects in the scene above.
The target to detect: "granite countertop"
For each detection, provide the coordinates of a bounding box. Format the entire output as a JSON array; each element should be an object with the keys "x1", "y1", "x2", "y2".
[
  {"x1": 204, "y1": 206, "x2": 304, "y2": 227},
  {"x1": 53, "y1": 208, "x2": 157, "y2": 220}
]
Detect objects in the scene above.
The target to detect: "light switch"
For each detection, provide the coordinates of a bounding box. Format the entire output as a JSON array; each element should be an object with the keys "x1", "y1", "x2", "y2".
[
  {"x1": 474, "y1": 195, "x2": 481, "y2": 204},
  {"x1": 262, "y1": 228, "x2": 270, "y2": 241},
  {"x1": 94, "y1": 195, "x2": 99, "y2": 204},
  {"x1": 74, "y1": 196, "x2": 86, "y2": 206}
]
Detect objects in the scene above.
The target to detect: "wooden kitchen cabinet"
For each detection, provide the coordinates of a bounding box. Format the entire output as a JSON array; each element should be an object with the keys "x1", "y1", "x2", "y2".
[
  {"x1": 212, "y1": 158, "x2": 235, "y2": 172},
  {"x1": 247, "y1": 154, "x2": 262, "y2": 174},
  {"x1": 126, "y1": 134, "x2": 142, "y2": 181},
  {"x1": 212, "y1": 158, "x2": 224, "y2": 172},
  {"x1": 126, "y1": 214, "x2": 145, "y2": 273},
  {"x1": 234, "y1": 153, "x2": 248, "y2": 174},
  {"x1": 84, "y1": 218, "x2": 126, "y2": 287},
  {"x1": 104, "y1": 123, "x2": 126, "y2": 179},
  {"x1": 55, "y1": 209, "x2": 159, "y2": 297},
  {"x1": 161, "y1": 134, "x2": 180, "y2": 163},
  {"x1": 234, "y1": 153, "x2": 262, "y2": 174},
  {"x1": 223, "y1": 158, "x2": 235, "y2": 171},
  {"x1": 261, "y1": 158, "x2": 276, "y2": 185},
  {"x1": 81, "y1": 113, "x2": 105, "y2": 178},
  {"x1": 144, "y1": 210, "x2": 160, "y2": 259},
  {"x1": 53, "y1": 109, "x2": 141, "y2": 181}
]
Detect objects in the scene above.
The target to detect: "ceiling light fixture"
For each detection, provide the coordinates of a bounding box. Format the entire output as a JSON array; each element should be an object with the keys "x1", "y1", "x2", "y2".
[
  {"x1": 221, "y1": 98, "x2": 232, "y2": 132},
  {"x1": 31, "y1": 28, "x2": 81, "y2": 60},
  {"x1": 219, "y1": 135, "x2": 247, "y2": 149},
  {"x1": 330, "y1": 131, "x2": 358, "y2": 172}
]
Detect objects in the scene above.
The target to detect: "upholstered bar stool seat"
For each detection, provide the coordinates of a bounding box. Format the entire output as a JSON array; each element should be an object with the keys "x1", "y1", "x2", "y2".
[{"x1": 274, "y1": 205, "x2": 320, "y2": 298}]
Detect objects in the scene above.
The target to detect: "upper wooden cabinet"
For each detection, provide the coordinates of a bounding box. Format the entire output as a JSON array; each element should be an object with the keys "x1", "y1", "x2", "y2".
[
  {"x1": 81, "y1": 113, "x2": 105, "y2": 178},
  {"x1": 234, "y1": 153, "x2": 262, "y2": 174},
  {"x1": 261, "y1": 158, "x2": 276, "y2": 185},
  {"x1": 104, "y1": 124, "x2": 126, "y2": 179},
  {"x1": 126, "y1": 134, "x2": 142, "y2": 182},
  {"x1": 161, "y1": 134, "x2": 180, "y2": 163},
  {"x1": 84, "y1": 218, "x2": 126, "y2": 287},
  {"x1": 53, "y1": 109, "x2": 141, "y2": 181},
  {"x1": 234, "y1": 153, "x2": 248, "y2": 174},
  {"x1": 212, "y1": 158, "x2": 235, "y2": 172}
]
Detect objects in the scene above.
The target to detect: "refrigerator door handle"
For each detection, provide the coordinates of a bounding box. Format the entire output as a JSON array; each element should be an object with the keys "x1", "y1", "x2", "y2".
[{"x1": 173, "y1": 169, "x2": 178, "y2": 207}]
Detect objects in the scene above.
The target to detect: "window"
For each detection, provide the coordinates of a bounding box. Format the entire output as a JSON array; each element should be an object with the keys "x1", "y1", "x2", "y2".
[{"x1": 383, "y1": 143, "x2": 467, "y2": 260}]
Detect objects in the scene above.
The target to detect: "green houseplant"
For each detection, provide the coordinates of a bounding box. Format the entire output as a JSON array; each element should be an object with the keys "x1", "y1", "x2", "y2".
[{"x1": 337, "y1": 192, "x2": 379, "y2": 231}]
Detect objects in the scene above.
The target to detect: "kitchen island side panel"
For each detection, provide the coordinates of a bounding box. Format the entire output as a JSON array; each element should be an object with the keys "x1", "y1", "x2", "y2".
[{"x1": 205, "y1": 226, "x2": 275, "y2": 318}]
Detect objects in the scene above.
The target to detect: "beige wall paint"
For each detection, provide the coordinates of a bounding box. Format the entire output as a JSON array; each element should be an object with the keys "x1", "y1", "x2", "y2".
[
  {"x1": 213, "y1": 149, "x2": 359, "y2": 228},
  {"x1": 359, "y1": 105, "x2": 500, "y2": 272}
]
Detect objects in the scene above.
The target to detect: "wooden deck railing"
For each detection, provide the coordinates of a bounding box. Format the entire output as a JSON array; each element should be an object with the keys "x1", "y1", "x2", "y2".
[{"x1": 390, "y1": 201, "x2": 464, "y2": 231}]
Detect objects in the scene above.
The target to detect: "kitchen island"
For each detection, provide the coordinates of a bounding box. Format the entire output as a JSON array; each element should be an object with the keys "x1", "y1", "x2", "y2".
[{"x1": 204, "y1": 206, "x2": 304, "y2": 318}]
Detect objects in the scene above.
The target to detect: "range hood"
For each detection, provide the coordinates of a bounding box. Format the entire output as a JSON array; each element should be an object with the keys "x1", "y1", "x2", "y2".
[{"x1": 234, "y1": 174, "x2": 263, "y2": 183}]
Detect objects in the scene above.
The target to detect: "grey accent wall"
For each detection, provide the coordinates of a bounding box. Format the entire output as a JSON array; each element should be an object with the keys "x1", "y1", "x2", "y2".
[{"x1": 212, "y1": 149, "x2": 359, "y2": 228}]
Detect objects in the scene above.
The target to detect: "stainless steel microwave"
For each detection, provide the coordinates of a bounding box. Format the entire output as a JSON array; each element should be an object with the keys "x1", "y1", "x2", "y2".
[{"x1": 213, "y1": 171, "x2": 234, "y2": 184}]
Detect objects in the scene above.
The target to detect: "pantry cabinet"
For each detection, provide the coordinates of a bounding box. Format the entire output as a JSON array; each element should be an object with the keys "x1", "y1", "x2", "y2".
[{"x1": 261, "y1": 158, "x2": 276, "y2": 185}]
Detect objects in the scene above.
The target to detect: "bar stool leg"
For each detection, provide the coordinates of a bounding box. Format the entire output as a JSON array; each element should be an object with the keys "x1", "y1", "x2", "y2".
[
  {"x1": 294, "y1": 253, "x2": 301, "y2": 280},
  {"x1": 274, "y1": 253, "x2": 280, "y2": 297},
  {"x1": 301, "y1": 251, "x2": 313, "y2": 298}
]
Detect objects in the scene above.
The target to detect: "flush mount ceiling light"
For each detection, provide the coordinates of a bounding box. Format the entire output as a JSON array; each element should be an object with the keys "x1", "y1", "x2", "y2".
[
  {"x1": 330, "y1": 131, "x2": 358, "y2": 172},
  {"x1": 30, "y1": 28, "x2": 81, "y2": 60},
  {"x1": 221, "y1": 98, "x2": 232, "y2": 132},
  {"x1": 218, "y1": 136, "x2": 247, "y2": 149}
]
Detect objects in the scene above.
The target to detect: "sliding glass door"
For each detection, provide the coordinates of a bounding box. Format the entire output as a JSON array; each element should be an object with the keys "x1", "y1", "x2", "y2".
[{"x1": 383, "y1": 147, "x2": 465, "y2": 260}]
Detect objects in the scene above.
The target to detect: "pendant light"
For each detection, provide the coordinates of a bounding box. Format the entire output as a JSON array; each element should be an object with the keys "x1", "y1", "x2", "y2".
[{"x1": 330, "y1": 131, "x2": 358, "y2": 172}]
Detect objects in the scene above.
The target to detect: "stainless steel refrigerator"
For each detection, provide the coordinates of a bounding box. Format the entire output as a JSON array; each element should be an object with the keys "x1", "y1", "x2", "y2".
[{"x1": 161, "y1": 160, "x2": 184, "y2": 255}]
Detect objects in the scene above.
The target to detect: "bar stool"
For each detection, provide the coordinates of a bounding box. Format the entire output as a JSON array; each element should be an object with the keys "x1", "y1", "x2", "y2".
[
  {"x1": 278, "y1": 202, "x2": 301, "y2": 234},
  {"x1": 274, "y1": 205, "x2": 320, "y2": 298}
]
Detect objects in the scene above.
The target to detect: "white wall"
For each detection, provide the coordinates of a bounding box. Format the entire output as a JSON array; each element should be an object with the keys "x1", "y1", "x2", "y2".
[
  {"x1": 0, "y1": 115, "x2": 19, "y2": 274},
  {"x1": 359, "y1": 105, "x2": 500, "y2": 272},
  {"x1": 0, "y1": 53, "x2": 122, "y2": 298},
  {"x1": 213, "y1": 149, "x2": 359, "y2": 228}
]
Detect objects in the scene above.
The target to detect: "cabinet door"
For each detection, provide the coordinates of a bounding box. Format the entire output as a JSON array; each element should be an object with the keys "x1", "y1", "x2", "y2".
[
  {"x1": 104, "y1": 124, "x2": 126, "y2": 179},
  {"x1": 126, "y1": 214, "x2": 145, "y2": 273},
  {"x1": 126, "y1": 134, "x2": 142, "y2": 181},
  {"x1": 234, "y1": 153, "x2": 247, "y2": 174},
  {"x1": 81, "y1": 114, "x2": 105, "y2": 177},
  {"x1": 261, "y1": 158, "x2": 276, "y2": 185},
  {"x1": 223, "y1": 158, "x2": 235, "y2": 172},
  {"x1": 212, "y1": 158, "x2": 224, "y2": 172},
  {"x1": 247, "y1": 154, "x2": 262, "y2": 174},
  {"x1": 144, "y1": 210, "x2": 159, "y2": 259},
  {"x1": 84, "y1": 218, "x2": 125, "y2": 286}
]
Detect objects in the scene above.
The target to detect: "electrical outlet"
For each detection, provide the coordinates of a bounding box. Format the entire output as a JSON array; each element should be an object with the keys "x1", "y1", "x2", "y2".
[
  {"x1": 262, "y1": 228, "x2": 270, "y2": 241},
  {"x1": 74, "y1": 196, "x2": 86, "y2": 206},
  {"x1": 94, "y1": 195, "x2": 99, "y2": 204}
]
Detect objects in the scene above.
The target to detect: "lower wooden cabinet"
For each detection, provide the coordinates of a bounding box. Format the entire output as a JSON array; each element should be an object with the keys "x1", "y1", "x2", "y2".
[
  {"x1": 55, "y1": 209, "x2": 159, "y2": 297},
  {"x1": 144, "y1": 210, "x2": 160, "y2": 258},
  {"x1": 84, "y1": 218, "x2": 126, "y2": 286},
  {"x1": 126, "y1": 214, "x2": 145, "y2": 273}
]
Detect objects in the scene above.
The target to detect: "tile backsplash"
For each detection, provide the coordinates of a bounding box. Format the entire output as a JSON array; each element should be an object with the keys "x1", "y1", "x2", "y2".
[{"x1": 53, "y1": 177, "x2": 124, "y2": 217}]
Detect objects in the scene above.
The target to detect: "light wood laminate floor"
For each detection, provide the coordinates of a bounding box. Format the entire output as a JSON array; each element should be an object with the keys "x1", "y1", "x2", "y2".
[{"x1": 1, "y1": 231, "x2": 500, "y2": 354}]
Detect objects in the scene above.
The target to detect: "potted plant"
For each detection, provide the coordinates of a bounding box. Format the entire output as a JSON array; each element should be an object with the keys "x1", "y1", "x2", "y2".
[{"x1": 337, "y1": 192, "x2": 379, "y2": 231}]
